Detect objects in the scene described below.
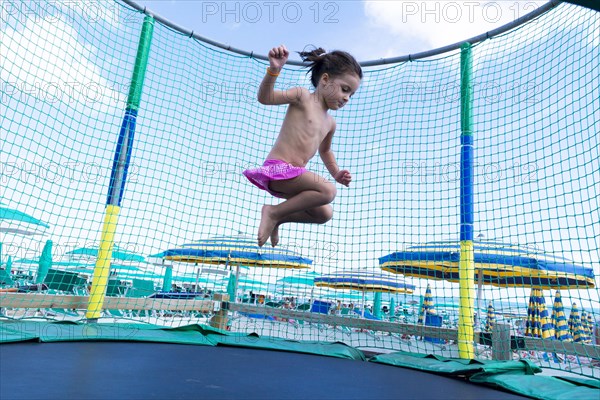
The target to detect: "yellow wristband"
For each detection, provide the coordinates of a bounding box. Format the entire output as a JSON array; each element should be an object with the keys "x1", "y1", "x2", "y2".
[{"x1": 267, "y1": 67, "x2": 280, "y2": 77}]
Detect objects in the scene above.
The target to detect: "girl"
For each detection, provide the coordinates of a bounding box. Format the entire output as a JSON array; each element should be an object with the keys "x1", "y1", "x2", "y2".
[{"x1": 243, "y1": 45, "x2": 362, "y2": 247}]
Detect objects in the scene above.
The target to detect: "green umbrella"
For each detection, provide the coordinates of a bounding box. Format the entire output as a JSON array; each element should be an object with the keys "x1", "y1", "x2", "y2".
[
  {"x1": 0, "y1": 205, "x2": 49, "y2": 264},
  {"x1": 373, "y1": 292, "x2": 383, "y2": 319},
  {"x1": 0, "y1": 206, "x2": 49, "y2": 234},
  {"x1": 66, "y1": 245, "x2": 146, "y2": 263},
  {"x1": 0, "y1": 256, "x2": 15, "y2": 287},
  {"x1": 389, "y1": 297, "x2": 396, "y2": 319},
  {"x1": 162, "y1": 266, "x2": 173, "y2": 292},
  {"x1": 226, "y1": 273, "x2": 236, "y2": 302},
  {"x1": 36, "y1": 240, "x2": 53, "y2": 284},
  {"x1": 5, "y1": 256, "x2": 13, "y2": 275},
  {"x1": 277, "y1": 271, "x2": 319, "y2": 287}
]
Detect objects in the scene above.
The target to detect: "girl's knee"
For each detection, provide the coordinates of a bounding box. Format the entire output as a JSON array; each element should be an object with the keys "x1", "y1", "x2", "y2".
[
  {"x1": 321, "y1": 206, "x2": 334, "y2": 223},
  {"x1": 321, "y1": 183, "x2": 337, "y2": 203},
  {"x1": 312, "y1": 206, "x2": 333, "y2": 224}
]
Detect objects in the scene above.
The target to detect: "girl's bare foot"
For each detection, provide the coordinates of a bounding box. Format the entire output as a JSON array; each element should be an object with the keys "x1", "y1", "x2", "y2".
[
  {"x1": 270, "y1": 225, "x2": 280, "y2": 247},
  {"x1": 258, "y1": 205, "x2": 277, "y2": 247}
]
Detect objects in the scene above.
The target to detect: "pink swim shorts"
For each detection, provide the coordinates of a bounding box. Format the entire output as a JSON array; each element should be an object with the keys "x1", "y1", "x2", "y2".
[{"x1": 243, "y1": 159, "x2": 306, "y2": 198}]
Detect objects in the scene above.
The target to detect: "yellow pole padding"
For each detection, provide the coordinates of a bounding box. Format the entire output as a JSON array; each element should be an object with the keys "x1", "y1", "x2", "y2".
[
  {"x1": 85, "y1": 204, "x2": 120, "y2": 319},
  {"x1": 457, "y1": 240, "x2": 475, "y2": 359}
]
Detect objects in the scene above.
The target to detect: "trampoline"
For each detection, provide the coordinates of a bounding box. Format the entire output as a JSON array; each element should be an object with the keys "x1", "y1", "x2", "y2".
[{"x1": 0, "y1": 341, "x2": 530, "y2": 400}]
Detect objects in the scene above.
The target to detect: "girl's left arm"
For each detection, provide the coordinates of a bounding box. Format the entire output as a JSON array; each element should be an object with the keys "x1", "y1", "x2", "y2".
[{"x1": 319, "y1": 120, "x2": 352, "y2": 187}]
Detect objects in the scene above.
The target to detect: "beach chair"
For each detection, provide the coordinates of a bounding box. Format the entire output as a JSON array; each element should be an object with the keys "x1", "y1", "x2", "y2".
[
  {"x1": 0, "y1": 268, "x2": 15, "y2": 287},
  {"x1": 39, "y1": 269, "x2": 87, "y2": 318}
]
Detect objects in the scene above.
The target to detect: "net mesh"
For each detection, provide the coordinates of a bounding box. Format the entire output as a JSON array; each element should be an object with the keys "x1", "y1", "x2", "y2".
[{"x1": 1, "y1": 0, "x2": 598, "y2": 377}]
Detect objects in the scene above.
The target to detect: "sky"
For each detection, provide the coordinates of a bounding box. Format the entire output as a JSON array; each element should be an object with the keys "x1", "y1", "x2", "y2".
[{"x1": 134, "y1": 0, "x2": 551, "y2": 62}]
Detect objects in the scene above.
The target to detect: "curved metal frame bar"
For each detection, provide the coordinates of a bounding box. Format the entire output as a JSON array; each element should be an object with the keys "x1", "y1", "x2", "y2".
[{"x1": 121, "y1": 0, "x2": 562, "y2": 66}]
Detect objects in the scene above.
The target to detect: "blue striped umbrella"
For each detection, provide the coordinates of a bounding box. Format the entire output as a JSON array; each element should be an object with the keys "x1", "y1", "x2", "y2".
[
  {"x1": 380, "y1": 240, "x2": 595, "y2": 289},
  {"x1": 525, "y1": 288, "x2": 555, "y2": 339},
  {"x1": 551, "y1": 290, "x2": 572, "y2": 341},
  {"x1": 417, "y1": 284, "x2": 436, "y2": 325},
  {"x1": 581, "y1": 312, "x2": 592, "y2": 344},
  {"x1": 162, "y1": 234, "x2": 311, "y2": 302},
  {"x1": 315, "y1": 270, "x2": 414, "y2": 318},
  {"x1": 586, "y1": 313, "x2": 595, "y2": 345},
  {"x1": 485, "y1": 301, "x2": 496, "y2": 333},
  {"x1": 163, "y1": 234, "x2": 312, "y2": 269},
  {"x1": 568, "y1": 303, "x2": 585, "y2": 343}
]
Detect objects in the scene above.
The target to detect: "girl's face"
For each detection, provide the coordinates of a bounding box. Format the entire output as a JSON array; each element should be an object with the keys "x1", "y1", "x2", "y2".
[{"x1": 319, "y1": 73, "x2": 361, "y2": 110}]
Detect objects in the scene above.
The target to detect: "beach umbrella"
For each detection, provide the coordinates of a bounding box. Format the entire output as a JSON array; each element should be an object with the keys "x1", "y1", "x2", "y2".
[
  {"x1": 524, "y1": 288, "x2": 555, "y2": 339},
  {"x1": 161, "y1": 266, "x2": 173, "y2": 292},
  {"x1": 147, "y1": 251, "x2": 174, "y2": 292},
  {"x1": 485, "y1": 302, "x2": 495, "y2": 333},
  {"x1": 586, "y1": 313, "x2": 595, "y2": 345},
  {"x1": 66, "y1": 245, "x2": 146, "y2": 263},
  {"x1": 162, "y1": 233, "x2": 312, "y2": 302},
  {"x1": 35, "y1": 240, "x2": 53, "y2": 284},
  {"x1": 581, "y1": 312, "x2": 592, "y2": 344},
  {"x1": 323, "y1": 290, "x2": 364, "y2": 302},
  {"x1": 568, "y1": 303, "x2": 586, "y2": 343},
  {"x1": 226, "y1": 273, "x2": 236, "y2": 302},
  {"x1": 417, "y1": 284, "x2": 437, "y2": 325},
  {"x1": 0, "y1": 205, "x2": 49, "y2": 236},
  {"x1": 551, "y1": 290, "x2": 572, "y2": 341},
  {"x1": 5, "y1": 256, "x2": 13, "y2": 275},
  {"x1": 277, "y1": 271, "x2": 320, "y2": 299},
  {"x1": 380, "y1": 240, "x2": 595, "y2": 288},
  {"x1": 380, "y1": 240, "x2": 595, "y2": 327},
  {"x1": 389, "y1": 297, "x2": 396, "y2": 319},
  {"x1": 0, "y1": 204, "x2": 49, "y2": 266},
  {"x1": 0, "y1": 256, "x2": 15, "y2": 287},
  {"x1": 315, "y1": 269, "x2": 414, "y2": 318},
  {"x1": 278, "y1": 271, "x2": 320, "y2": 287}
]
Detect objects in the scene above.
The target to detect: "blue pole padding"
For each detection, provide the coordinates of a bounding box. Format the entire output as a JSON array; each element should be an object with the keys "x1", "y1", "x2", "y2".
[
  {"x1": 460, "y1": 134, "x2": 474, "y2": 242},
  {"x1": 107, "y1": 108, "x2": 138, "y2": 206}
]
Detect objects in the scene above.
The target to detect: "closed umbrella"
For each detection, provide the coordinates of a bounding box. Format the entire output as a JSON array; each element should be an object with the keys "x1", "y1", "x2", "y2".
[
  {"x1": 418, "y1": 284, "x2": 437, "y2": 325},
  {"x1": 485, "y1": 302, "x2": 495, "y2": 333},
  {"x1": 568, "y1": 303, "x2": 585, "y2": 343},
  {"x1": 581, "y1": 312, "x2": 592, "y2": 344},
  {"x1": 551, "y1": 291, "x2": 572, "y2": 341},
  {"x1": 585, "y1": 313, "x2": 595, "y2": 345},
  {"x1": 524, "y1": 288, "x2": 555, "y2": 339},
  {"x1": 36, "y1": 240, "x2": 53, "y2": 284},
  {"x1": 389, "y1": 297, "x2": 396, "y2": 319},
  {"x1": 226, "y1": 274, "x2": 236, "y2": 302}
]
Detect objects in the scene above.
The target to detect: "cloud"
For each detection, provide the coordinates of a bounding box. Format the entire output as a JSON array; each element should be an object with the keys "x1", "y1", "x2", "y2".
[
  {"x1": 363, "y1": 1, "x2": 549, "y2": 55},
  {"x1": 1, "y1": 17, "x2": 125, "y2": 112}
]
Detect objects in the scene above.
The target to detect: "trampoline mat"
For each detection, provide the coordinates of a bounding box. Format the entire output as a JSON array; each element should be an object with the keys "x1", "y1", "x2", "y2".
[{"x1": 0, "y1": 341, "x2": 530, "y2": 399}]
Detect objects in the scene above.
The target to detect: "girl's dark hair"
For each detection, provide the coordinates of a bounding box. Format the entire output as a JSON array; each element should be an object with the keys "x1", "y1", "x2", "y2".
[{"x1": 298, "y1": 47, "x2": 362, "y2": 88}]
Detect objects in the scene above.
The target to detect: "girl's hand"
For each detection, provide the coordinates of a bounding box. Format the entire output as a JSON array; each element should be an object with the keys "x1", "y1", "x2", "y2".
[
  {"x1": 334, "y1": 170, "x2": 352, "y2": 187},
  {"x1": 268, "y1": 45, "x2": 289, "y2": 72}
]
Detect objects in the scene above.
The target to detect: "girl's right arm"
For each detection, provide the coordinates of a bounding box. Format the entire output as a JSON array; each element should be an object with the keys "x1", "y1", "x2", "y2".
[{"x1": 257, "y1": 45, "x2": 307, "y2": 105}]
